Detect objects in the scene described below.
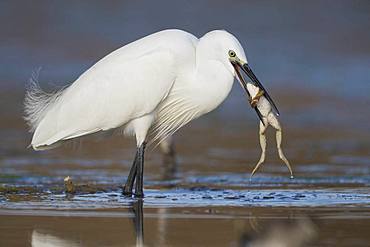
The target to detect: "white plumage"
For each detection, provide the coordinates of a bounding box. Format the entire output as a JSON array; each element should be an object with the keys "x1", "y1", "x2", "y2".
[
  {"x1": 24, "y1": 29, "x2": 247, "y2": 150},
  {"x1": 24, "y1": 29, "x2": 271, "y2": 197}
]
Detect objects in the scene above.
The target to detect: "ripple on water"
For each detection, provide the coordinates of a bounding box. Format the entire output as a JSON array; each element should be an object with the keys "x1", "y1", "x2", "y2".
[{"x1": 0, "y1": 188, "x2": 369, "y2": 210}]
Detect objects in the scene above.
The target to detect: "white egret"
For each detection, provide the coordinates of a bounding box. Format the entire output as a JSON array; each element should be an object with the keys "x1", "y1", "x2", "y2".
[{"x1": 24, "y1": 29, "x2": 279, "y2": 197}]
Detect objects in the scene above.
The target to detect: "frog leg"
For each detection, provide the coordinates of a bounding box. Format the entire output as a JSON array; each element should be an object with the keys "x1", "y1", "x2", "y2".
[
  {"x1": 250, "y1": 119, "x2": 268, "y2": 178},
  {"x1": 269, "y1": 114, "x2": 294, "y2": 179}
]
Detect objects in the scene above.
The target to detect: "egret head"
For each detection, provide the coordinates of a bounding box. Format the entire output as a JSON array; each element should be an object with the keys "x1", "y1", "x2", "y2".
[
  {"x1": 199, "y1": 30, "x2": 279, "y2": 115},
  {"x1": 199, "y1": 30, "x2": 259, "y2": 84},
  {"x1": 228, "y1": 48, "x2": 257, "y2": 90},
  {"x1": 228, "y1": 48, "x2": 279, "y2": 115}
]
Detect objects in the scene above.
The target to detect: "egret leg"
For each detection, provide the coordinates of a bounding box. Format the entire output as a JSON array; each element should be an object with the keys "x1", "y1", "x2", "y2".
[
  {"x1": 135, "y1": 142, "x2": 146, "y2": 198},
  {"x1": 270, "y1": 115, "x2": 294, "y2": 179},
  {"x1": 123, "y1": 150, "x2": 139, "y2": 196},
  {"x1": 250, "y1": 120, "x2": 268, "y2": 179},
  {"x1": 159, "y1": 136, "x2": 177, "y2": 179}
]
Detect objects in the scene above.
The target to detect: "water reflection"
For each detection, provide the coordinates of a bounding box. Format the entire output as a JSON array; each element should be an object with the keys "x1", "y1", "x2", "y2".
[
  {"x1": 29, "y1": 203, "x2": 317, "y2": 247},
  {"x1": 30, "y1": 200, "x2": 145, "y2": 247},
  {"x1": 239, "y1": 216, "x2": 317, "y2": 247},
  {"x1": 130, "y1": 199, "x2": 144, "y2": 247},
  {"x1": 31, "y1": 229, "x2": 80, "y2": 247}
]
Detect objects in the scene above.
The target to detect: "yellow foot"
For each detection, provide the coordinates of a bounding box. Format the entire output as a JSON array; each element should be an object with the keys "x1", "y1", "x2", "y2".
[{"x1": 249, "y1": 89, "x2": 264, "y2": 107}]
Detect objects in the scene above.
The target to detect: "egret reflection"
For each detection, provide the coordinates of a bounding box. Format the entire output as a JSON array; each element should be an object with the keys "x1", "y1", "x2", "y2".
[
  {"x1": 239, "y1": 217, "x2": 317, "y2": 247},
  {"x1": 31, "y1": 230, "x2": 80, "y2": 247},
  {"x1": 130, "y1": 199, "x2": 144, "y2": 247},
  {"x1": 28, "y1": 205, "x2": 317, "y2": 247}
]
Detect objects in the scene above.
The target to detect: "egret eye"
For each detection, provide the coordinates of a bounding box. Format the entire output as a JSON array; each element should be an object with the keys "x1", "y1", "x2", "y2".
[{"x1": 228, "y1": 50, "x2": 236, "y2": 57}]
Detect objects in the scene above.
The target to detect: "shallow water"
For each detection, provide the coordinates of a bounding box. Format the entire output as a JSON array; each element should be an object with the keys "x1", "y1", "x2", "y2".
[
  {"x1": 1, "y1": 206, "x2": 369, "y2": 247},
  {"x1": 1, "y1": 1, "x2": 370, "y2": 246},
  {"x1": 1, "y1": 111, "x2": 370, "y2": 245},
  {"x1": 1, "y1": 85, "x2": 370, "y2": 246}
]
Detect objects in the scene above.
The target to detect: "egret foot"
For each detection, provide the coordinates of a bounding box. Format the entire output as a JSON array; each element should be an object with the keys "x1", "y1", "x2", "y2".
[
  {"x1": 123, "y1": 184, "x2": 135, "y2": 196},
  {"x1": 134, "y1": 191, "x2": 144, "y2": 198},
  {"x1": 123, "y1": 143, "x2": 146, "y2": 197}
]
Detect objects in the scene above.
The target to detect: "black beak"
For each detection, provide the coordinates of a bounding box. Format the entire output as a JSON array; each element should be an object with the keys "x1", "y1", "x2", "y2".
[
  {"x1": 232, "y1": 63, "x2": 266, "y2": 124},
  {"x1": 241, "y1": 63, "x2": 280, "y2": 116}
]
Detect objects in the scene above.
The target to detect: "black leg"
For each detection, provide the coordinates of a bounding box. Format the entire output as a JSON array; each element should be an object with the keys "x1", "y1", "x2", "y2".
[
  {"x1": 135, "y1": 142, "x2": 146, "y2": 198},
  {"x1": 123, "y1": 150, "x2": 139, "y2": 196}
]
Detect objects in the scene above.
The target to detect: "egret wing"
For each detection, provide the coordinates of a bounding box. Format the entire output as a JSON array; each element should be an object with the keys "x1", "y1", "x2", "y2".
[{"x1": 31, "y1": 49, "x2": 176, "y2": 149}]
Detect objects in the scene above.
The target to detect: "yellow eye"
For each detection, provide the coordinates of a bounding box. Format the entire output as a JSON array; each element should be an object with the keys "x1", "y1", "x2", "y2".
[{"x1": 228, "y1": 50, "x2": 236, "y2": 57}]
